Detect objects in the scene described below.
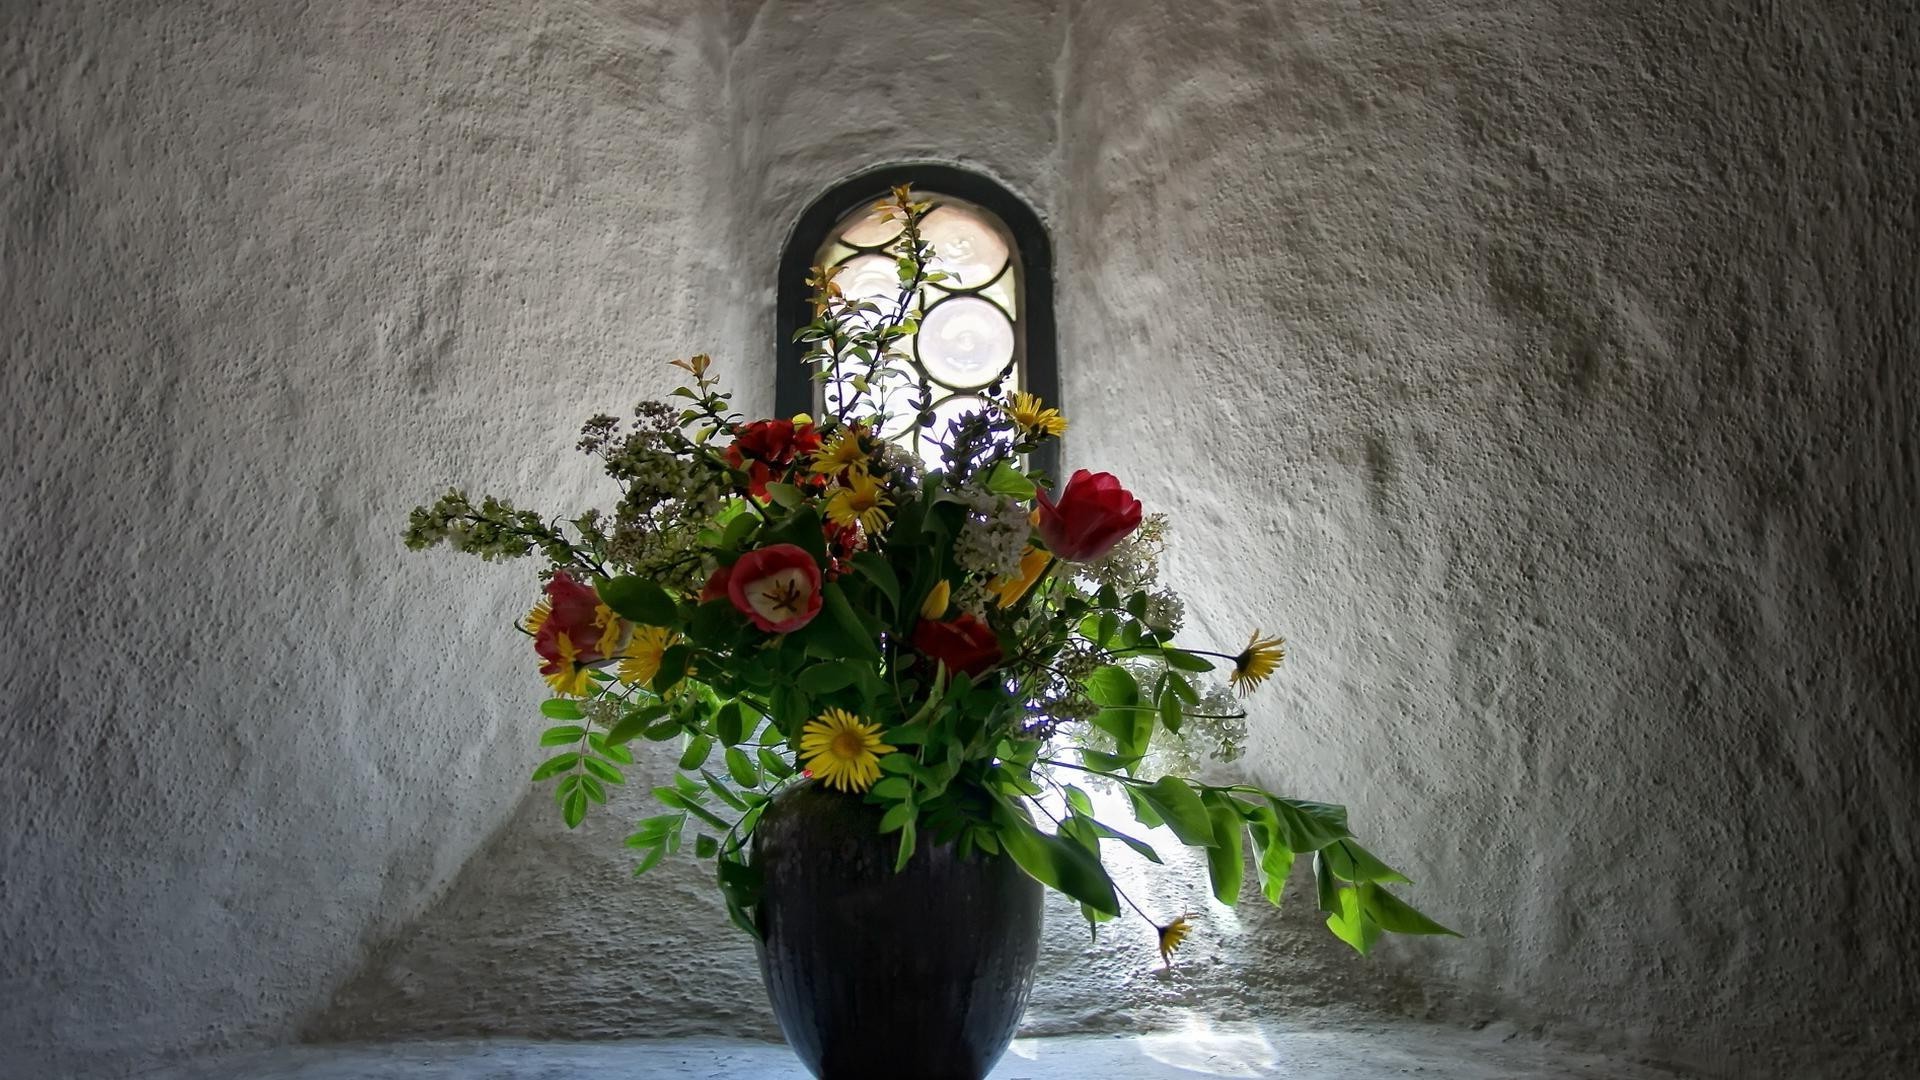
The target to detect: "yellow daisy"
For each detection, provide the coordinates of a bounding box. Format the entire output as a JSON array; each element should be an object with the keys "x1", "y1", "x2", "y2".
[
  {"x1": 810, "y1": 431, "x2": 871, "y2": 477},
  {"x1": 1229, "y1": 630, "x2": 1287, "y2": 696},
  {"x1": 618, "y1": 626, "x2": 676, "y2": 687},
  {"x1": 799, "y1": 709, "x2": 897, "y2": 793},
  {"x1": 540, "y1": 633, "x2": 597, "y2": 698},
  {"x1": 1007, "y1": 392, "x2": 1068, "y2": 439},
  {"x1": 524, "y1": 596, "x2": 551, "y2": 635},
  {"x1": 591, "y1": 602, "x2": 623, "y2": 657},
  {"x1": 825, "y1": 472, "x2": 892, "y2": 533},
  {"x1": 1157, "y1": 915, "x2": 1193, "y2": 971},
  {"x1": 988, "y1": 545, "x2": 1052, "y2": 608}
]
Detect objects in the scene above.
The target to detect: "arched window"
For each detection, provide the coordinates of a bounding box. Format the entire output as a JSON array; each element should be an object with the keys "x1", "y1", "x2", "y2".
[{"x1": 777, "y1": 165, "x2": 1059, "y2": 480}]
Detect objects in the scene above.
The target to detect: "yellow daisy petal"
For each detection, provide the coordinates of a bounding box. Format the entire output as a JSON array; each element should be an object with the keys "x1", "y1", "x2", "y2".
[
  {"x1": 798, "y1": 708, "x2": 897, "y2": 793},
  {"x1": 1228, "y1": 630, "x2": 1286, "y2": 696}
]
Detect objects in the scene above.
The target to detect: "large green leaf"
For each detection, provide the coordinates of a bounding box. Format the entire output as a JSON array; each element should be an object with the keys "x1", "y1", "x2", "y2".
[
  {"x1": 600, "y1": 575, "x2": 678, "y2": 626},
  {"x1": 1361, "y1": 883, "x2": 1460, "y2": 937},
  {"x1": 1201, "y1": 790, "x2": 1246, "y2": 904},
  {"x1": 1244, "y1": 805, "x2": 1296, "y2": 905},
  {"x1": 1321, "y1": 839, "x2": 1411, "y2": 884},
  {"x1": 1271, "y1": 798, "x2": 1351, "y2": 852},
  {"x1": 1137, "y1": 776, "x2": 1216, "y2": 848},
  {"x1": 991, "y1": 799, "x2": 1120, "y2": 917},
  {"x1": 614, "y1": 703, "x2": 683, "y2": 745}
]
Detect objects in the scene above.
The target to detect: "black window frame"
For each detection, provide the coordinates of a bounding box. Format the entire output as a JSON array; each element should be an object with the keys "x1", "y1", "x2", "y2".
[{"x1": 775, "y1": 164, "x2": 1061, "y2": 482}]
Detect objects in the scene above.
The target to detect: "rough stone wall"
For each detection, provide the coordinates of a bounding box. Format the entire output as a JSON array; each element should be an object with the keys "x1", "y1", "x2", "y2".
[
  {"x1": 0, "y1": 2, "x2": 724, "y2": 1076},
  {"x1": 7, "y1": 0, "x2": 1915, "y2": 1078},
  {"x1": 1056, "y1": 0, "x2": 1917, "y2": 1076}
]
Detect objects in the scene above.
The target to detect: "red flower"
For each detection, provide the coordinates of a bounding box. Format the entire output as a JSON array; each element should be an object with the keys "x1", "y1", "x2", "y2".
[
  {"x1": 699, "y1": 563, "x2": 733, "y2": 603},
  {"x1": 727, "y1": 543, "x2": 824, "y2": 633},
  {"x1": 730, "y1": 419, "x2": 822, "y2": 468},
  {"x1": 725, "y1": 419, "x2": 822, "y2": 500},
  {"x1": 1034, "y1": 469, "x2": 1143, "y2": 562},
  {"x1": 912, "y1": 613, "x2": 1003, "y2": 679},
  {"x1": 529, "y1": 571, "x2": 620, "y2": 695},
  {"x1": 822, "y1": 521, "x2": 865, "y2": 581}
]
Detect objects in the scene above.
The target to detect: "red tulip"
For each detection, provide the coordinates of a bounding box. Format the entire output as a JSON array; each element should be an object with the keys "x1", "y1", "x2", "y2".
[
  {"x1": 912, "y1": 613, "x2": 1003, "y2": 679},
  {"x1": 1034, "y1": 469, "x2": 1143, "y2": 561},
  {"x1": 727, "y1": 544, "x2": 823, "y2": 633}
]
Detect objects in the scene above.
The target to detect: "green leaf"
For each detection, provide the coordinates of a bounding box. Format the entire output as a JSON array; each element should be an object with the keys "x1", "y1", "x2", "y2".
[
  {"x1": 632, "y1": 844, "x2": 667, "y2": 876},
  {"x1": 700, "y1": 770, "x2": 750, "y2": 811},
  {"x1": 540, "y1": 725, "x2": 586, "y2": 747},
  {"x1": 763, "y1": 481, "x2": 805, "y2": 509},
  {"x1": 540, "y1": 699, "x2": 585, "y2": 720},
  {"x1": 1167, "y1": 672, "x2": 1200, "y2": 705},
  {"x1": 1361, "y1": 883, "x2": 1460, "y2": 937},
  {"x1": 600, "y1": 575, "x2": 678, "y2": 626},
  {"x1": 1245, "y1": 806, "x2": 1296, "y2": 905},
  {"x1": 695, "y1": 834, "x2": 720, "y2": 859},
  {"x1": 878, "y1": 753, "x2": 916, "y2": 775},
  {"x1": 758, "y1": 748, "x2": 795, "y2": 779},
  {"x1": 579, "y1": 775, "x2": 608, "y2": 804},
  {"x1": 581, "y1": 757, "x2": 624, "y2": 785},
  {"x1": 587, "y1": 732, "x2": 632, "y2": 765},
  {"x1": 1322, "y1": 838, "x2": 1411, "y2": 884},
  {"x1": 607, "y1": 703, "x2": 670, "y2": 745},
  {"x1": 1324, "y1": 877, "x2": 1381, "y2": 954},
  {"x1": 1061, "y1": 785, "x2": 1095, "y2": 817},
  {"x1": 626, "y1": 813, "x2": 682, "y2": 848},
  {"x1": 1157, "y1": 690, "x2": 1184, "y2": 735},
  {"x1": 1202, "y1": 790, "x2": 1246, "y2": 904},
  {"x1": 531, "y1": 753, "x2": 579, "y2": 781},
  {"x1": 850, "y1": 552, "x2": 900, "y2": 613},
  {"x1": 819, "y1": 582, "x2": 882, "y2": 661},
  {"x1": 714, "y1": 702, "x2": 746, "y2": 747},
  {"x1": 652, "y1": 644, "x2": 693, "y2": 693},
  {"x1": 1161, "y1": 648, "x2": 1216, "y2": 673},
  {"x1": 1137, "y1": 776, "x2": 1216, "y2": 848},
  {"x1": 1272, "y1": 799, "x2": 1351, "y2": 853},
  {"x1": 893, "y1": 819, "x2": 918, "y2": 872},
  {"x1": 991, "y1": 800, "x2": 1120, "y2": 917},
  {"x1": 562, "y1": 789, "x2": 588, "y2": 828},
  {"x1": 725, "y1": 747, "x2": 761, "y2": 788},
  {"x1": 1125, "y1": 785, "x2": 1165, "y2": 829},
  {"x1": 797, "y1": 660, "x2": 860, "y2": 695},
  {"x1": 878, "y1": 802, "x2": 916, "y2": 834},
  {"x1": 984, "y1": 460, "x2": 1037, "y2": 499},
  {"x1": 869, "y1": 776, "x2": 912, "y2": 801},
  {"x1": 1080, "y1": 817, "x2": 1163, "y2": 864},
  {"x1": 679, "y1": 734, "x2": 714, "y2": 771},
  {"x1": 719, "y1": 509, "x2": 759, "y2": 552},
  {"x1": 717, "y1": 858, "x2": 763, "y2": 938},
  {"x1": 1083, "y1": 665, "x2": 1139, "y2": 707}
]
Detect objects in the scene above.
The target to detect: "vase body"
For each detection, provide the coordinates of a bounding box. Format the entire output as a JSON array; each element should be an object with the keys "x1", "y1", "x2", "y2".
[{"x1": 753, "y1": 782, "x2": 1044, "y2": 1080}]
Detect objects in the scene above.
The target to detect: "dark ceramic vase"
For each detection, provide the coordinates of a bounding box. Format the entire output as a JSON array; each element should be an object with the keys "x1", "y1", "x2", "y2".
[{"x1": 753, "y1": 782, "x2": 1044, "y2": 1080}]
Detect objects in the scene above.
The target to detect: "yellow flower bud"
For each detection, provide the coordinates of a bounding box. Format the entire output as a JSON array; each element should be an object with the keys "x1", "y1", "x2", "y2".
[{"x1": 920, "y1": 580, "x2": 952, "y2": 620}]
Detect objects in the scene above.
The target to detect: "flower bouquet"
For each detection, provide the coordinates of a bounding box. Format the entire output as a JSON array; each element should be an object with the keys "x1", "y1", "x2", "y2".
[{"x1": 406, "y1": 186, "x2": 1453, "y2": 1077}]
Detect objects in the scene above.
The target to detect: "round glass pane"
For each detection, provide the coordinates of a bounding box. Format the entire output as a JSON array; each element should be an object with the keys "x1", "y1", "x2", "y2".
[
  {"x1": 838, "y1": 208, "x2": 903, "y2": 249},
  {"x1": 921, "y1": 205, "x2": 1009, "y2": 288},
  {"x1": 917, "y1": 296, "x2": 1015, "y2": 389}
]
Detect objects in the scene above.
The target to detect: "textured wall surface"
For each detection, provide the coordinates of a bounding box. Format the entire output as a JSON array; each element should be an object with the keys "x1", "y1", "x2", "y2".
[
  {"x1": 1, "y1": 2, "x2": 724, "y2": 1076},
  {"x1": 1056, "y1": 0, "x2": 1918, "y2": 1076},
  {"x1": 5, "y1": 0, "x2": 1914, "y2": 1078}
]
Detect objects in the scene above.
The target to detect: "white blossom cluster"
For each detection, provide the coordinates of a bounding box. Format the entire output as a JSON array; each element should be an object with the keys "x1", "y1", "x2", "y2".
[{"x1": 951, "y1": 485, "x2": 1031, "y2": 584}]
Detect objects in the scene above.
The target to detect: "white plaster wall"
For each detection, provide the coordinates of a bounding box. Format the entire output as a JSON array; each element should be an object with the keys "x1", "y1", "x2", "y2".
[
  {"x1": 1, "y1": 2, "x2": 725, "y2": 1076},
  {"x1": 9, "y1": 0, "x2": 1915, "y2": 1077},
  {"x1": 1056, "y1": 0, "x2": 1918, "y2": 1076}
]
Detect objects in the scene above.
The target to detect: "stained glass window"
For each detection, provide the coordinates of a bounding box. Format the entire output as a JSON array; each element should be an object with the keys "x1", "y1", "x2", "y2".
[{"x1": 778, "y1": 167, "x2": 1058, "y2": 481}]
